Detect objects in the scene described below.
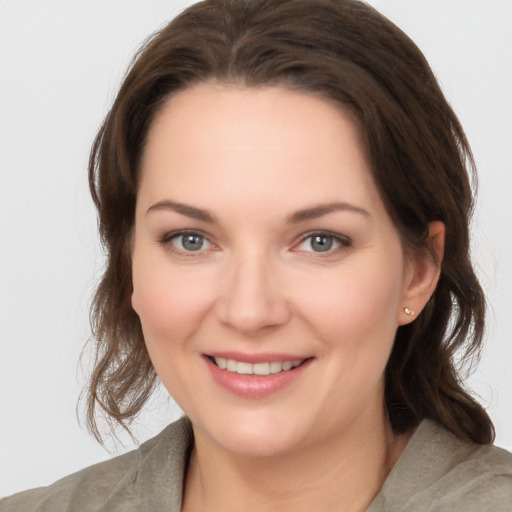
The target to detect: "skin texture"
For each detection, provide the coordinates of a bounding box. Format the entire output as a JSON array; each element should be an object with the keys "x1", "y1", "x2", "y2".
[{"x1": 131, "y1": 83, "x2": 444, "y2": 511}]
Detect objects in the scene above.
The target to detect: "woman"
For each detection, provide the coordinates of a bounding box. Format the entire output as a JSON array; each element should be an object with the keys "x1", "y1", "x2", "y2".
[{"x1": 2, "y1": 0, "x2": 511, "y2": 510}]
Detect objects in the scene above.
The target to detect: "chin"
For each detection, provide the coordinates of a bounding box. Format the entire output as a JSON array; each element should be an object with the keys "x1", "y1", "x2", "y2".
[{"x1": 195, "y1": 410, "x2": 311, "y2": 458}]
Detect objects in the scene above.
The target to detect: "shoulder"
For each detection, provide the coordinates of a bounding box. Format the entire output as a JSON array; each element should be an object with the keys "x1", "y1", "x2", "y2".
[
  {"x1": 0, "y1": 417, "x2": 192, "y2": 512},
  {"x1": 371, "y1": 420, "x2": 512, "y2": 512},
  {"x1": 436, "y1": 439, "x2": 512, "y2": 511},
  {"x1": 0, "y1": 450, "x2": 139, "y2": 512}
]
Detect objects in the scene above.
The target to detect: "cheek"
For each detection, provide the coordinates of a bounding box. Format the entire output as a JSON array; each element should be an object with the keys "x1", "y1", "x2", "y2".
[
  {"x1": 293, "y1": 257, "x2": 405, "y2": 346},
  {"x1": 131, "y1": 255, "x2": 214, "y2": 348}
]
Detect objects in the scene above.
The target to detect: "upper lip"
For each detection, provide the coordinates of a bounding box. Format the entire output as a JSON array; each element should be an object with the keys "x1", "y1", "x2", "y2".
[{"x1": 204, "y1": 351, "x2": 311, "y2": 364}]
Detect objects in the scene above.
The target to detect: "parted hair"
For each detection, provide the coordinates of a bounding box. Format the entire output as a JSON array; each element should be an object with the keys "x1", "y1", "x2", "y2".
[{"x1": 86, "y1": 0, "x2": 494, "y2": 444}]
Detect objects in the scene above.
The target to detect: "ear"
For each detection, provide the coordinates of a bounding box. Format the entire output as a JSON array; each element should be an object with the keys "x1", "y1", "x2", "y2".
[
  {"x1": 399, "y1": 221, "x2": 445, "y2": 325},
  {"x1": 129, "y1": 230, "x2": 139, "y2": 315},
  {"x1": 131, "y1": 291, "x2": 139, "y2": 314}
]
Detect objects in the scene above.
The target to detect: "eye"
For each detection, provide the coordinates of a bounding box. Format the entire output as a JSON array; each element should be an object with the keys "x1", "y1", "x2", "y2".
[
  {"x1": 160, "y1": 231, "x2": 214, "y2": 253},
  {"x1": 295, "y1": 232, "x2": 351, "y2": 254}
]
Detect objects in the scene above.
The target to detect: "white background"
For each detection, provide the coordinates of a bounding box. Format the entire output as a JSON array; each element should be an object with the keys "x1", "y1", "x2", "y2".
[{"x1": 1, "y1": 0, "x2": 511, "y2": 497}]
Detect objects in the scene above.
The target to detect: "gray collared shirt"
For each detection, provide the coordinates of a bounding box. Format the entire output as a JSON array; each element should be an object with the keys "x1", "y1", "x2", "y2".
[{"x1": 2, "y1": 417, "x2": 511, "y2": 511}]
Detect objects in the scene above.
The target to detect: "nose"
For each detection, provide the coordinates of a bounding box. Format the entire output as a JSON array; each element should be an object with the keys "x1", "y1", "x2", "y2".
[{"x1": 215, "y1": 251, "x2": 291, "y2": 335}]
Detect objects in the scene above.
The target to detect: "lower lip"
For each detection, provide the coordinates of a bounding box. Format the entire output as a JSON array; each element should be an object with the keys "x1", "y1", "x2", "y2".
[{"x1": 204, "y1": 357, "x2": 312, "y2": 399}]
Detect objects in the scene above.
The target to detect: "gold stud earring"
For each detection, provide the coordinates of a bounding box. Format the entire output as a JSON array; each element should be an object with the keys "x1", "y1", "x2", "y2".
[{"x1": 403, "y1": 307, "x2": 415, "y2": 317}]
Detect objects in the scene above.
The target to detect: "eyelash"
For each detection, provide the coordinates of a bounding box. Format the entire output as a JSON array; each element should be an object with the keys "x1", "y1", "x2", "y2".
[
  {"x1": 158, "y1": 230, "x2": 353, "y2": 256},
  {"x1": 158, "y1": 230, "x2": 216, "y2": 256},
  {"x1": 294, "y1": 231, "x2": 353, "y2": 256}
]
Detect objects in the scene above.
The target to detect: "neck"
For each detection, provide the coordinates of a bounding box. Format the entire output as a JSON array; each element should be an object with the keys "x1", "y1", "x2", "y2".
[{"x1": 182, "y1": 414, "x2": 411, "y2": 512}]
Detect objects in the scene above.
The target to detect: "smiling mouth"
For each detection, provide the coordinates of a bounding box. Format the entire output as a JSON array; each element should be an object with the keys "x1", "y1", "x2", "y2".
[{"x1": 208, "y1": 356, "x2": 308, "y2": 376}]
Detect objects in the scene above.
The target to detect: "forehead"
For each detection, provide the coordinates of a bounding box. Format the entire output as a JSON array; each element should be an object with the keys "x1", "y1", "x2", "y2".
[{"x1": 138, "y1": 83, "x2": 383, "y2": 217}]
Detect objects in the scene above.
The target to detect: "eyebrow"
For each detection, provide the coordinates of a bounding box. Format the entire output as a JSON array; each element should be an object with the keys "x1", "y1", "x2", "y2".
[
  {"x1": 146, "y1": 200, "x2": 216, "y2": 223},
  {"x1": 146, "y1": 199, "x2": 370, "y2": 224},
  {"x1": 286, "y1": 202, "x2": 371, "y2": 223}
]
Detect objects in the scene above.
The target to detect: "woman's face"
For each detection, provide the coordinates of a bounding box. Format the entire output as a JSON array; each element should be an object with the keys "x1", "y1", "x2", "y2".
[{"x1": 132, "y1": 84, "x2": 416, "y2": 456}]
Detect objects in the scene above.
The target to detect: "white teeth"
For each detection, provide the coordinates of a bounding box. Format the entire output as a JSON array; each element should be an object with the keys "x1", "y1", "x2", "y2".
[
  {"x1": 213, "y1": 357, "x2": 304, "y2": 375},
  {"x1": 253, "y1": 362, "x2": 270, "y2": 375},
  {"x1": 270, "y1": 361, "x2": 282, "y2": 374},
  {"x1": 236, "y1": 362, "x2": 252, "y2": 375},
  {"x1": 216, "y1": 357, "x2": 227, "y2": 369}
]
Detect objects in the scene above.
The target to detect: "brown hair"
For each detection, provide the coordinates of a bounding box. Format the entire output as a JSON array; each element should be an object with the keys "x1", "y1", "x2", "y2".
[{"x1": 86, "y1": 0, "x2": 494, "y2": 444}]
